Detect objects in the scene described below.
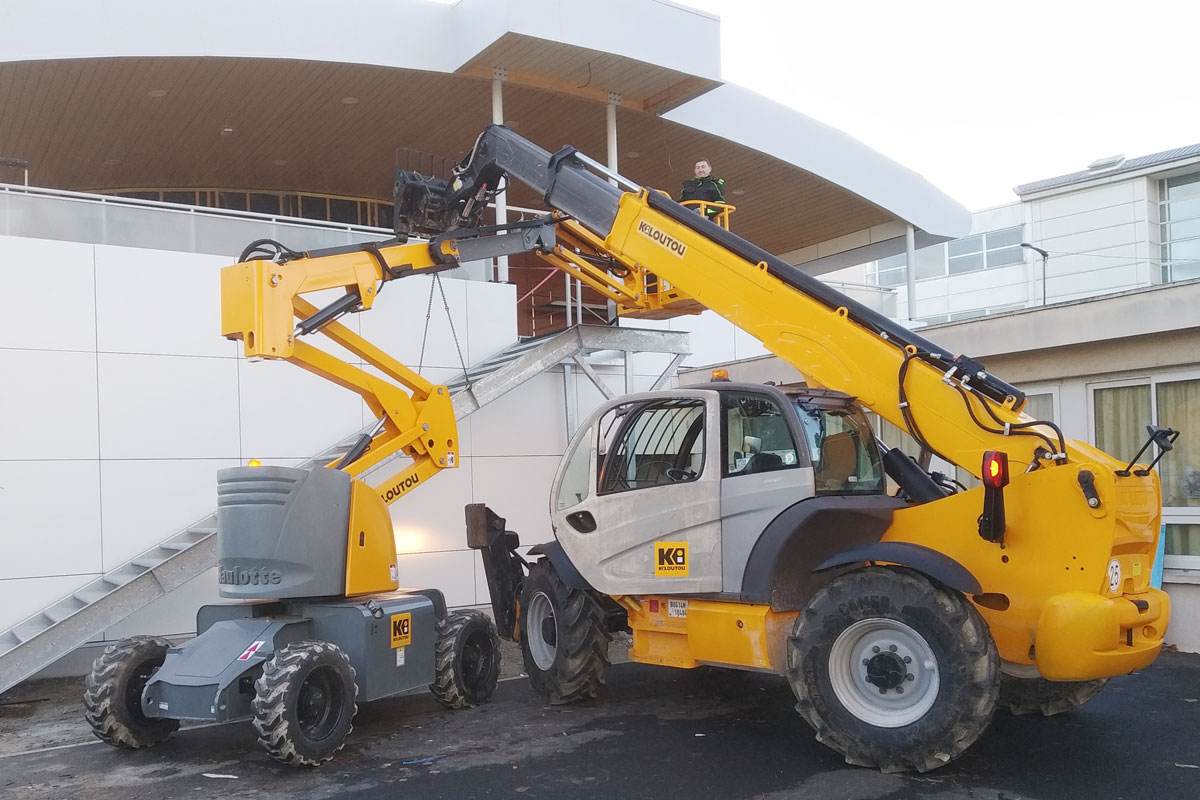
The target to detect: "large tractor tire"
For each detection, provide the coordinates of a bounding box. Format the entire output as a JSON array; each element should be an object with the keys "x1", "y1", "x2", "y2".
[
  {"x1": 998, "y1": 668, "x2": 1107, "y2": 716},
  {"x1": 83, "y1": 635, "x2": 181, "y2": 748},
  {"x1": 788, "y1": 567, "x2": 999, "y2": 773},
  {"x1": 252, "y1": 640, "x2": 358, "y2": 766},
  {"x1": 430, "y1": 610, "x2": 501, "y2": 709},
  {"x1": 519, "y1": 559, "x2": 611, "y2": 704}
]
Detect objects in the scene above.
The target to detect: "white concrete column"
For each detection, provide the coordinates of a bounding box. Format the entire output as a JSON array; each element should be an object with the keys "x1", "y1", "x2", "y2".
[
  {"x1": 606, "y1": 96, "x2": 619, "y2": 188},
  {"x1": 905, "y1": 224, "x2": 917, "y2": 321},
  {"x1": 606, "y1": 96, "x2": 620, "y2": 324},
  {"x1": 492, "y1": 69, "x2": 509, "y2": 283}
]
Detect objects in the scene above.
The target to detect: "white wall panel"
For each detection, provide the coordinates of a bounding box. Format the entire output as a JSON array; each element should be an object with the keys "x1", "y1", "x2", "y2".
[
  {"x1": 100, "y1": 459, "x2": 237, "y2": 571},
  {"x1": 98, "y1": 353, "x2": 239, "y2": 459},
  {"x1": 387, "y1": 455, "x2": 475, "y2": 554},
  {"x1": 470, "y1": 372, "x2": 567, "y2": 457},
  {"x1": 0, "y1": 349, "x2": 100, "y2": 459},
  {"x1": 0, "y1": 574, "x2": 100, "y2": 633},
  {"x1": 360, "y1": 276, "x2": 469, "y2": 371},
  {"x1": 0, "y1": 235, "x2": 96, "y2": 351},
  {"x1": 0, "y1": 460, "x2": 101, "y2": 579},
  {"x1": 394, "y1": 550, "x2": 477, "y2": 608},
  {"x1": 1034, "y1": 182, "x2": 1135, "y2": 220},
  {"x1": 1043, "y1": 223, "x2": 1138, "y2": 256},
  {"x1": 465, "y1": 280, "x2": 517, "y2": 364},
  {"x1": 470, "y1": 455, "x2": 560, "y2": 548},
  {"x1": 1036, "y1": 203, "x2": 1138, "y2": 241},
  {"x1": 238, "y1": 357, "x2": 363, "y2": 459},
  {"x1": 733, "y1": 327, "x2": 768, "y2": 361},
  {"x1": 94, "y1": 245, "x2": 233, "y2": 358},
  {"x1": 671, "y1": 311, "x2": 736, "y2": 367},
  {"x1": 106, "y1": 568, "x2": 223, "y2": 639}
]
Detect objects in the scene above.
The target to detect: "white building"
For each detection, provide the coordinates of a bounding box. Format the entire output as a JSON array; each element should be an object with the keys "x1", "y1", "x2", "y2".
[{"x1": 0, "y1": 0, "x2": 974, "y2": 686}]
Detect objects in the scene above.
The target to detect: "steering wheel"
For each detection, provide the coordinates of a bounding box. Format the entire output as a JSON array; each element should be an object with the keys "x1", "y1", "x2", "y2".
[{"x1": 666, "y1": 467, "x2": 698, "y2": 483}]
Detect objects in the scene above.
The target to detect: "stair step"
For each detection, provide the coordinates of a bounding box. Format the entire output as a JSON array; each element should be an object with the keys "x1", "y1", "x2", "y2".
[
  {"x1": 186, "y1": 525, "x2": 217, "y2": 536},
  {"x1": 43, "y1": 598, "x2": 86, "y2": 623},
  {"x1": 160, "y1": 541, "x2": 194, "y2": 552},
  {"x1": 12, "y1": 620, "x2": 49, "y2": 644},
  {"x1": 73, "y1": 586, "x2": 109, "y2": 605},
  {"x1": 132, "y1": 556, "x2": 166, "y2": 570},
  {"x1": 0, "y1": 630, "x2": 20, "y2": 655}
]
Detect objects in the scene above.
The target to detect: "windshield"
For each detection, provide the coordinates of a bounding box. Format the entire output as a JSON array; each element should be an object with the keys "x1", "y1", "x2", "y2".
[{"x1": 793, "y1": 401, "x2": 885, "y2": 494}]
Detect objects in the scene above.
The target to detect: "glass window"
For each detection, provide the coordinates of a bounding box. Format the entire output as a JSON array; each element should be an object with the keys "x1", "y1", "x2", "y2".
[
  {"x1": 1093, "y1": 384, "x2": 1152, "y2": 465},
  {"x1": 378, "y1": 203, "x2": 394, "y2": 231},
  {"x1": 986, "y1": 246, "x2": 1024, "y2": 267},
  {"x1": 249, "y1": 193, "x2": 281, "y2": 215},
  {"x1": 946, "y1": 227, "x2": 1023, "y2": 275},
  {"x1": 1156, "y1": 379, "x2": 1200, "y2": 510},
  {"x1": 328, "y1": 198, "x2": 358, "y2": 224},
  {"x1": 949, "y1": 252, "x2": 985, "y2": 274},
  {"x1": 1165, "y1": 523, "x2": 1200, "y2": 558},
  {"x1": 162, "y1": 191, "x2": 196, "y2": 205},
  {"x1": 557, "y1": 424, "x2": 594, "y2": 510},
  {"x1": 300, "y1": 195, "x2": 327, "y2": 220},
  {"x1": 794, "y1": 401, "x2": 885, "y2": 495},
  {"x1": 948, "y1": 235, "x2": 982, "y2": 258},
  {"x1": 914, "y1": 244, "x2": 946, "y2": 280},
  {"x1": 599, "y1": 399, "x2": 705, "y2": 494},
  {"x1": 1161, "y1": 173, "x2": 1200, "y2": 282},
  {"x1": 217, "y1": 191, "x2": 248, "y2": 211},
  {"x1": 722, "y1": 393, "x2": 799, "y2": 477},
  {"x1": 986, "y1": 227, "x2": 1024, "y2": 248},
  {"x1": 872, "y1": 253, "x2": 907, "y2": 287}
]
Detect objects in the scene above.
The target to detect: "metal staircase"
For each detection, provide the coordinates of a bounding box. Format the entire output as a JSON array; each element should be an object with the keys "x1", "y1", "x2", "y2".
[{"x1": 0, "y1": 325, "x2": 689, "y2": 693}]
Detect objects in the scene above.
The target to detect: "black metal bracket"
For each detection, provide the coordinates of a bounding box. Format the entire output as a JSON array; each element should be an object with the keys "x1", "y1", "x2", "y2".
[{"x1": 1116, "y1": 425, "x2": 1180, "y2": 477}]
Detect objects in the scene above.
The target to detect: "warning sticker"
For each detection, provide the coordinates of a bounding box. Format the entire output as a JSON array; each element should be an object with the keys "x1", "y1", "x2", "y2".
[
  {"x1": 654, "y1": 542, "x2": 689, "y2": 577},
  {"x1": 237, "y1": 640, "x2": 266, "y2": 661},
  {"x1": 390, "y1": 613, "x2": 412, "y2": 648},
  {"x1": 667, "y1": 599, "x2": 688, "y2": 618}
]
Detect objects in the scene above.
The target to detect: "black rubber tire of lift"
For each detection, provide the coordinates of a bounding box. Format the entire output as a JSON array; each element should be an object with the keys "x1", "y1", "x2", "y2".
[
  {"x1": 430, "y1": 609, "x2": 501, "y2": 709},
  {"x1": 998, "y1": 673, "x2": 1108, "y2": 716},
  {"x1": 83, "y1": 635, "x2": 181, "y2": 749},
  {"x1": 252, "y1": 640, "x2": 358, "y2": 767},
  {"x1": 788, "y1": 566, "x2": 1000, "y2": 773},
  {"x1": 520, "y1": 558, "x2": 611, "y2": 705}
]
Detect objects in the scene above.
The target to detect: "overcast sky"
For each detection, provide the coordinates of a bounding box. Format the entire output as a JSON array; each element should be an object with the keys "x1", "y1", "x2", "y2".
[{"x1": 677, "y1": 0, "x2": 1200, "y2": 210}]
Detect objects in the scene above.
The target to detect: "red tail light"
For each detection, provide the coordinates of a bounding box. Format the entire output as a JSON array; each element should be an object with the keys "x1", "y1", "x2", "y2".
[{"x1": 982, "y1": 451, "x2": 1009, "y2": 489}]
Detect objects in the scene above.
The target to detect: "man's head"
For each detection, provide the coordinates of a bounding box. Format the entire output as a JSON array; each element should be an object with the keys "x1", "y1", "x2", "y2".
[{"x1": 694, "y1": 160, "x2": 712, "y2": 178}]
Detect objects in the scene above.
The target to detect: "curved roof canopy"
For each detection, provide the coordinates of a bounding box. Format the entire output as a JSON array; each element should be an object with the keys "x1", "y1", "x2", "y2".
[{"x1": 0, "y1": 0, "x2": 969, "y2": 272}]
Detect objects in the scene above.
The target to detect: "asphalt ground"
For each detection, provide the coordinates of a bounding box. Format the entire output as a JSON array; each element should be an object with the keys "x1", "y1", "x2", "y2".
[{"x1": 1, "y1": 651, "x2": 1198, "y2": 800}]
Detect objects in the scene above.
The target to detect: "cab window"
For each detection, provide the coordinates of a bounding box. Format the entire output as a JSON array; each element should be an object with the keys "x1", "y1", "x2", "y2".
[
  {"x1": 557, "y1": 423, "x2": 593, "y2": 510},
  {"x1": 794, "y1": 401, "x2": 885, "y2": 494},
  {"x1": 598, "y1": 399, "x2": 705, "y2": 494},
  {"x1": 722, "y1": 392, "x2": 800, "y2": 477}
]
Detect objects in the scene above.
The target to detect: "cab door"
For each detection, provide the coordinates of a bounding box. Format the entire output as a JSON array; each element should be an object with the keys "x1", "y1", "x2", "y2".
[
  {"x1": 717, "y1": 390, "x2": 815, "y2": 593},
  {"x1": 550, "y1": 392, "x2": 722, "y2": 596}
]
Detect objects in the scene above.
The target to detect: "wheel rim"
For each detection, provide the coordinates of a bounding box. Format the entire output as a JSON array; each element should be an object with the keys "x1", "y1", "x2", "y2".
[
  {"x1": 296, "y1": 666, "x2": 344, "y2": 741},
  {"x1": 526, "y1": 591, "x2": 558, "y2": 671},
  {"x1": 828, "y1": 618, "x2": 939, "y2": 728},
  {"x1": 460, "y1": 628, "x2": 495, "y2": 693},
  {"x1": 125, "y1": 657, "x2": 162, "y2": 720}
]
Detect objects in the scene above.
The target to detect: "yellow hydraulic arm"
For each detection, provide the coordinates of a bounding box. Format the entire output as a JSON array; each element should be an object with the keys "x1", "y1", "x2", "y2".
[
  {"x1": 393, "y1": 125, "x2": 1167, "y2": 677},
  {"x1": 222, "y1": 234, "x2": 497, "y2": 505}
]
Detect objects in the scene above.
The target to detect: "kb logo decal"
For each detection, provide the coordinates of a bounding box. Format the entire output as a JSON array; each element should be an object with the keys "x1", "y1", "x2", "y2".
[
  {"x1": 390, "y1": 612, "x2": 412, "y2": 648},
  {"x1": 655, "y1": 542, "x2": 689, "y2": 577}
]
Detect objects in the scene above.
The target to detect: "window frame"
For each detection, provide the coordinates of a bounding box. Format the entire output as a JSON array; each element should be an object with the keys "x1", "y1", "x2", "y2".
[
  {"x1": 1087, "y1": 370, "x2": 1200, "y2": 569},
  {"x1": 596, "y1": 398, "x2": 707, "y2": 496}
]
